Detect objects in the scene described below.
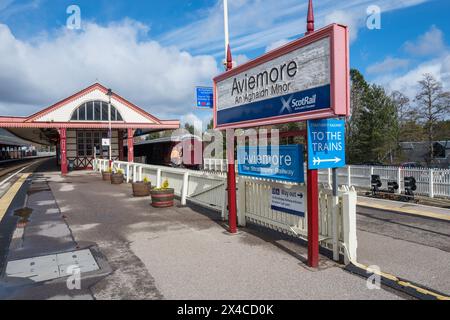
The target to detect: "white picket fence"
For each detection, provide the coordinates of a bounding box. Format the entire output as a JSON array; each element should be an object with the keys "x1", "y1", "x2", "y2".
[
  {"x1": 318, "y1": 166, "x2": 450, "y2": 199},
  {"x1": 203, "y1": 158, "x2": 229, "y2": 172},
  {"x1": 94, "y1": 159, "x2": 357, "y2": 264},
  {"x1": 203, "y1": 159, "x2": 450, "y2": 199},
  {"x1": 95, "y1": 159, "x2": 227, "y2": 215}
]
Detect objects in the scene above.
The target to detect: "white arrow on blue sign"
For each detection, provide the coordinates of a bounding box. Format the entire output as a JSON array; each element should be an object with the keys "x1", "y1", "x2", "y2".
[{"x1": 307, "y1": 119, "x2": 346, "y2": 170}]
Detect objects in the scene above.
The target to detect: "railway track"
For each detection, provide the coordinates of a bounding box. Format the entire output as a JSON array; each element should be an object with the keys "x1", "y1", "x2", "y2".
[{"x1": 0, "y1": 157, "x2": 53, "y2": 185}]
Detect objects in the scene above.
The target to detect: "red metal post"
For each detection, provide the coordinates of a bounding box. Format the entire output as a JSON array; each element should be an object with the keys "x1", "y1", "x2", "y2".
[
  {"x1": 306, "y1": 0, "x2": 315, "y2": 35},
  {"x1": 227, "y1": 136, "x2": 237, "y2": 233},
  {"x1": 306, "y1": 0, "x2": 319, "y2": 268},
  {"x1": 118, "y1": 130, "x2": 124, "y2": 161},
  {"x1": 307, "y1": 169, "x2": 319, "y2": 267},
  {"x1": 225, "y1": 44, "x2": 237, "y2": 234},
  {"x1": 60, "y1": 128, "x2": 68, "y2": 175},
  {"x1": 127, "y1": 128, "x2": 134, "y2": 163}
]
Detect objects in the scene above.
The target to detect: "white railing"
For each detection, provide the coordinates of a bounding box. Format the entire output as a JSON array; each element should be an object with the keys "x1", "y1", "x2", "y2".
[
  {"x1": 94, "y1": 159, "x2": 358, "y2": 264},
  {"x1": 202, "y1": 159, "x2": 450, "y2": 199},
  {"x1": 94, "y1": 159, "x2": 227, "y2": 216},
  {"x1": 318, "y1": 165, "x2": 450, "y2": 199}
]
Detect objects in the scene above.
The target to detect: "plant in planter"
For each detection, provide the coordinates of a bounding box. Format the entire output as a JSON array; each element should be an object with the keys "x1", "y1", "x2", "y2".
[
  {"x1": 150, "y1": 179, "x2": 174, "y2": 208},
  {"x1": 111, "y1": 168, "x2": 124, "y2": 185},
  {"x1": 102, "y1": 167, "x2": 112, "y2": 181},
  {"x1": 132, "y1": 176, "x2": 151, "y2": 197}
]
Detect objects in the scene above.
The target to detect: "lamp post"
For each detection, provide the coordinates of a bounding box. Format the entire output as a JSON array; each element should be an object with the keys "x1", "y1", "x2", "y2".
[
  {"x1": 223, "y1": 0, "x2": 237, "y2": 234},
  {"x1": 106, "y1": 89, "x2": 113, "y2": 167},
  {"x1": 223, "y1": 0, "x2": 230, "y2": 67},
  {"x1": 305, "y1": 0, "x2": 319, "y2": 268}
]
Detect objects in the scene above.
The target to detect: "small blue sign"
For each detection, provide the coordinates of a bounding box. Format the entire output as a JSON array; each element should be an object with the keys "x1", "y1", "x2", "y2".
[
  {"x1": 307, "y1": 119, "x2": 346, "y2": 169},
  {"x1": 196, "y1": 87, "x2": 214, "y2": 109},
  {"x1": 237, "y1": 145, "x2": 304, "y2": 183}
]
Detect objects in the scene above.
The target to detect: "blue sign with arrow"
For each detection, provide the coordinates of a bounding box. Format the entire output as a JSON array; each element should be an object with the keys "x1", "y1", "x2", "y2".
[
  {"x1": 307, "y1": 119, "x2": 346, "y2": 170},
  {"x1": 196, "y1": 87, "x2": 214, "y2": 109}
]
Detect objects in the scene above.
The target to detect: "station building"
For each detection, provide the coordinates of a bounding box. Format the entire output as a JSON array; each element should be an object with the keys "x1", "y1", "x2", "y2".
[{"x1": 0, "y1": 83, "x2": 180, "y2": 174}]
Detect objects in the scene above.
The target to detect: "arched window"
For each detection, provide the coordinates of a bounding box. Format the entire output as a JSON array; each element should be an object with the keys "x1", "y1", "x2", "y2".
[{"x1": 70, "y1": 101, "x2": 123, "y2": 121}]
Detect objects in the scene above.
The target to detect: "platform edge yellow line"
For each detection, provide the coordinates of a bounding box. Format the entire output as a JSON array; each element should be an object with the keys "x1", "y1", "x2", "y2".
[{"x1": 0, "y1": 173, "x2": 31, "y2": 222}]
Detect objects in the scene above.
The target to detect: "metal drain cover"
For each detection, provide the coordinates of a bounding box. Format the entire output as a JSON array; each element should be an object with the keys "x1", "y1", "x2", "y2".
[{"x1": 5, "y1": 249, "x2": 99, "y2": 283}]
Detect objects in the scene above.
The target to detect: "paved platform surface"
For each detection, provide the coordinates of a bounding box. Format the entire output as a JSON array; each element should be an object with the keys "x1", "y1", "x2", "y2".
[
  {"x1": 356, "y1": 204, "x2": 450, "y2": 296},
  {"x1": 0, "y1": 161, "x2": 110, "y2": 300},
  {"x1": 1, "y1": 161, "x2": 403, "y2": 300},
  {"x1": 358, "y1": 196, "x2": 450, "y2": 221}
]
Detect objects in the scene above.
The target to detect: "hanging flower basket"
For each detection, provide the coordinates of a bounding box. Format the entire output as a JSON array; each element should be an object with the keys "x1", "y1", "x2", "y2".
[
  {"x1": 132, "y1": 181, "x2": 151, "y2": 197},
  {"x1": 150, "y1": 179, "x2": 174, "y2": 208}
]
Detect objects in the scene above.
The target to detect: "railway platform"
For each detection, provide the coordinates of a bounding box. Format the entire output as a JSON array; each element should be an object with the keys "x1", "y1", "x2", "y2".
[{"x1": 0, "y1": 159, "x2": 404, "y2": 300}]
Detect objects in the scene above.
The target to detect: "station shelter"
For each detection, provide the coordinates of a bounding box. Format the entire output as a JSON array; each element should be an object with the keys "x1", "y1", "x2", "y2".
[
  {"x1": 0, "y1": 83, "x2": 180, "y2": 174},
  {"x1": 0, "y1": 128, "x2": 33, "y2": 161}
]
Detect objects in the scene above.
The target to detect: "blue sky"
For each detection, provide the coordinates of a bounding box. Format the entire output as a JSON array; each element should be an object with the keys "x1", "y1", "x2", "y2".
[{"x1": 0, "y1": 0, "x2": 449, "y2": 124}]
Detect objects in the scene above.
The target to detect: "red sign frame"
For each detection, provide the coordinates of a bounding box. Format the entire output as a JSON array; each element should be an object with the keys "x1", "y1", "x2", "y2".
[{"x1": 213, "y1": 24, "x2": 350, "y2": 130}]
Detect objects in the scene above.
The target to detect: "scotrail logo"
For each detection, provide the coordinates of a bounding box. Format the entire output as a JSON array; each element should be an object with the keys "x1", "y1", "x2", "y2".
[{"x1": 279, "y1": 94, "x2": 317, "y2": 114}]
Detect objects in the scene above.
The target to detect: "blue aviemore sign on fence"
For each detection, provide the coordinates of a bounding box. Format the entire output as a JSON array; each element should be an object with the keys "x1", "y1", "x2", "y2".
[{"x1": 237, "y1": 145, "x2": 304, "y2": 183}]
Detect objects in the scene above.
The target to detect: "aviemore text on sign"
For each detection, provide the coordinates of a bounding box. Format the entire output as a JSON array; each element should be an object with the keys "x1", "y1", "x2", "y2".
[{"x1": 231, "y1": 60, "x2": 297, "y2": 104}]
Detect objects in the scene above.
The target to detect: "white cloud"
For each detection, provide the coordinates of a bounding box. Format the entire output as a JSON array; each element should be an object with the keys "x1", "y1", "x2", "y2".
[
  {"x1": 366, "y1": 57, "x2": 410, "y2": 75},
  {"x1": 404, "y1": 25, "x2": 447, "y2": 56},
  {"x1": 181, "y1": 112, "x2": 213, "y2": 131},
  {"x1": 234, "y1": 54, "x2": 250, "y2": 66},
  {"x1": 159, "y1": 0, "x2": 432, "y2": 57},
  {"x1": 370, "y1": 26, "x2": 450, "y2": 98},
  {"x1": 265, "y1": 39, "x2": 291, "y2": 53},
  {"x1": 0, "y1": 0, "x2": 40, "y2": 19},
  {"x1": 324, "y1": 10, "x2": 361, "y2": 42},
  {"x1": 0, "y1": 21, "x2": 219, "y2": 118},
  {"x1": 181, "y1": 113, "x2": 202, "y2": 126},
  {"x1": 374, "y1": 54, "x2": 450, "y2": 99}
]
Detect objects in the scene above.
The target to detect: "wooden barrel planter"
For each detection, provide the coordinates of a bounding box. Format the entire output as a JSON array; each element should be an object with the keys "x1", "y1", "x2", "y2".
[
  {"x1": 151, "y1": 188, "x2": 175, "y2": 208},
  {"x1": 132, "y1": 182, "x2": 151, "y2": 197},
  {"x1": 111, "y1": 173, "x2": 124, "y2": 185},
  {"x1": 102, "y1": 171, "x2": 112, "y2": 181}
]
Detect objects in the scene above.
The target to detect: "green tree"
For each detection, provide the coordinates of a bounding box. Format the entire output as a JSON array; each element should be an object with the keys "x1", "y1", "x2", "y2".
[
  {"x1": 346, "y1": 69, "x2": 369, "y2": 163},
  {"x1": 434, "y1": 120, "x2": 450, "y2": 141},
  {"x1": 356, "y1": 85, "x2": 398, "y2": 163},
  {"x1": 346, "y1": 69, "x2": 399, "y2": 163},
  {"x1": 207, "y1": 119, "x2": 214, "y2": 130},
  {"x1": 184, "y1": 123, "x2": 195, "y2": 135}
]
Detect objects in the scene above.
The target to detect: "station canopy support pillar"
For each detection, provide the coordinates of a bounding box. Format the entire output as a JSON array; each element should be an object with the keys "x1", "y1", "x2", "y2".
[
  {"x1": 127, "y1": 128, "x2": 135, "y2": 163},
  {"x1": 60, "y1": 128, "x2": 68, "y2": 175},
  {"x1": 118, "y1": 129, "x2": 124, "y2": 161}
]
